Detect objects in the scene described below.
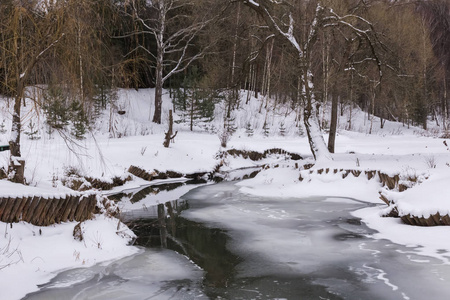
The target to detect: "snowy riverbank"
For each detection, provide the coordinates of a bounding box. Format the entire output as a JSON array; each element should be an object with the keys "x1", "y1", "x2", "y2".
[{"x1": 2, "y1": 88, "x2": 450, "y2": 298}]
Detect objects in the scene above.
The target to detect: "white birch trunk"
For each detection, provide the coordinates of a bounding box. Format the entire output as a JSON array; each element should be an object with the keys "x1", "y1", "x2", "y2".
[
  {"x1": 231, "y1": 3, "x2": 241, "y2": 86},
  {"x1": 77, "y1": 21, "x2": 84, "y2": 103},
  {"x1": 305, "y1": 107, "x2": 332, "y2": 162},
  {"x1": 152, "y1": 0, "x2": 166, "y2": 124},
  {"x1": 303, "y1": 69, "x2": 333, "y2": 162}
]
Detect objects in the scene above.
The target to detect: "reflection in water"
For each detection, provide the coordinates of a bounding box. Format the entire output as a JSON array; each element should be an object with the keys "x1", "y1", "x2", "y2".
[
  {"x1": 24, "y1": 182, "x2": 450, "y2": 300},
  {"x1": 129, "y1": 201, "x2": 242, "y2": 290},
  {"x1": 128, "y1": 200, "x2": 345, "y2": 300},
  {"x1": 108, "y1": 179, "x2": 206, "y2": 204}
]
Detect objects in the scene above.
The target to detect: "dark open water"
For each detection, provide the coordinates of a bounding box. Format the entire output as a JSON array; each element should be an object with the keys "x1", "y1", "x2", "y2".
[{"x1": 24, "y1": 182, "x2": 450, "y2": 300}]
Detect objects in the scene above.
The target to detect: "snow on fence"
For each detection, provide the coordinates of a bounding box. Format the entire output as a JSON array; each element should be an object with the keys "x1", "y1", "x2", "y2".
[
  {"x1": 127, "y1": 165, "x2": 207, "y2": 181},
  {"x1": 127, "y1": 166, "x2": 184, "y2": 181},
  {"x1": 401, "y1": 213, "x2": 450, "y2": 226},
  {"x1": 0, "y1": 194, "x2": 97, "y2": 226},
  {"x1": 300, "y1": 168, "x2": 401, "y2": 190}
]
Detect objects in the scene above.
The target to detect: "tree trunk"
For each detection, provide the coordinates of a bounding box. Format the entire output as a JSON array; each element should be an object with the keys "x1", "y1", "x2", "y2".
[
  {"x1": 303, "y1": 68, "x2": 332, "y2": 162},
  {"x1": 321, "y1": 30, "x2": 330, "y2": 129},
  {"x1": 153, "y1": 80, "x2": 162, "y2": 124},
  {"x1": 423, "y1": 112, "x2": 428, "y2": 130},
  {"x1": 152, "y1": 1, "x2": 165, "y2": 124},
  {"x1": 163, "y1": 109, "x2": 174, "y2": 148},
  {"x1": 443, "y1": 71, "x2": 448, "y2": 130},
  {"x1": 9, "y1": 97, "x2": 21, "y2": 158},
  {"x1": 190, "y1": 98, "x2": 194, "y2": 131},
  {"x1": 152, "y1": 51, "x2": 163, "y2": 124},
  {"x1": 369, "y1": 86, "x2": 376, "y2": 134},
  {"x1": 264, "y1": 39, "x2": 274, "y2": 110},
  {"x1": 328, "y1": 94, "x2": 338, "y2": 153},
  {"x1": 9, "y1": 20, "x2": 24, "y2": 183},
  {"x1": 9, "y1": 93, "x2": 25, "y2": 183},
  {"x1": 230, "y1": 3, "x2": 241, "y2": 87},
  {"x1": 77, "y1": 20, "x2": 84, "y2": 104},
  {"x1": 296, "y1": 76, "x2": 302, "y2": 127},
  {"x1": 246, "y1": 64, "x2": 253, "y2": 104},
  {"x1": 304, "y1": 106, "x2": 332, "y2": 162},
  {"x1": 254, "y1": 63, "x2": 259, "y2": 98},
  {"x1": 347, "y1": 70, "x2": 354, "y2": 130}
]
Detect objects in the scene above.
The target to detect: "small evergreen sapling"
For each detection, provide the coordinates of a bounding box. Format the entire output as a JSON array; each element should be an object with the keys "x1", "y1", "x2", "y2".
[
  {"x1": 297, "y1": 124, "x2": 305, "y2": 136},
  {"x1": 224, "y1": 116, "x2": 237, "y2": 134},
  {"x1": 219, "y1": 115, "x2": 237, "y2": 148},
  {"x1": 24, "y1": 120, "x2": 40, "y2": 140},
  {"x1": 172, "y1": 67, "x2": 221, "y2": 131},
  {"x1": 263, "y1": 121, "x2": 270, "y2": 137},
  {"x1": 70, "y1": 101, "x2": 88, "y2": 140},
  {"x1": 245, "y1": 122, "x2": 254, "y2": 137},
  {"x1": 279, "y1": 122, "x2": 286, "y2": 136},
  {"x1": 43, "y1": 87, "x2": 70, "y2": 129},
  {"x1": 0, "y1": 120, "x2": 6, "y2": 134}
]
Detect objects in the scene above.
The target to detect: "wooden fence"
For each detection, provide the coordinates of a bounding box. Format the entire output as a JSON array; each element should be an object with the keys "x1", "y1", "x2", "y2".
[{"x1": 0, "y1": 194, "x2": 97, "y2": 226}]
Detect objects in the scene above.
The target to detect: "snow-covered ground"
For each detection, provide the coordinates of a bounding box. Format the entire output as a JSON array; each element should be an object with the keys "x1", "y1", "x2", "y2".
[{"x1": 1, "y1": 88, "x2": 450, "y2": 299}]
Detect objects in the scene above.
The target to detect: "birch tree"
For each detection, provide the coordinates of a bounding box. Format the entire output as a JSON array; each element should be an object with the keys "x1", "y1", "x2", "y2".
[
  {"x1": 122, "y1": 0, "x2": 221, "y2": 124},
  {"x1": 238, "y1": 0, "x2": 382, "y2": 162}
]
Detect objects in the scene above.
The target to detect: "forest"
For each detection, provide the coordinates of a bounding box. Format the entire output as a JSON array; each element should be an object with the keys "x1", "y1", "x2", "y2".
[
  {"x1": 0, "y1": 0, "x2": 449, "y2": 180},
  {"x1": 3, "y1": 2, "x2": 450, "y2": 298}
]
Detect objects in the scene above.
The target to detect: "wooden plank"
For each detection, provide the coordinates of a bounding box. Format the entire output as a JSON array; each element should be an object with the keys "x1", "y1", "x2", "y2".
[
  {"x1": 10, "y1": 197, "x2": 26, "y2": 222},
  {"x1": 74, "y1": 197, "x2": 88, "y2": 221},
  {"x1": 38, "y1": 197, "x2": 54, "y2": 226},
  {"x1": 2, "y1": 198, "x2": 14, "y2": 223},
  {"x1": 31, "y1": 197, "x2": 47, "y2": 225},
  {"x1": 61, "y1": 196, "x2": 75, "y2": 222},
  {"x1": 84, "y1": 195, "x2": 97, "y2": 221},
  {"x1": 68, "y1": 196, "x2": 79, "y2": 221},
  {"x1": 23, "y1": 196, "x2": 40, "y2": 222},
  {"x1": 54, "y1": 197, "x2": 69, "y2": 224},
  {"x1": 46, "y1": 197, "x2": 61, "y2": 225},
  {"x1": 19, "y1": 197, "x2": 33, "y2": 221},
  {"x1": 0, "y1": 197, "x2": 7, "y2": 219}
]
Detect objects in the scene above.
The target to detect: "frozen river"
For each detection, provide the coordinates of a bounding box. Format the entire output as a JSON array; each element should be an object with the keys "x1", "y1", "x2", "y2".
[{"x1": 25, "y1": 182, "x2": 450, "y2": 299}]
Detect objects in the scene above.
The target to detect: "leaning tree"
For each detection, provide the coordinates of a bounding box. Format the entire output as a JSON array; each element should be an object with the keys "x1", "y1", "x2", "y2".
[{"x1": 237, "y1": 0, "x2": 383, "y2": 161}]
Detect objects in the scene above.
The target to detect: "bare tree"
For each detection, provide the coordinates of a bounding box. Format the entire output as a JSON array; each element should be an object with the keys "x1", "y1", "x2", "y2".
[
  {"x1": 417, "y1": 0, "x2": 450, "y2": 130},
  {"x1": 237, "y1": 0, "x2": 382, "y2": 161},
  {"x1": 0, "y1": 0, "x2": 113, "y2": 183},
  {"x1": 0, "y1": 1, "x2": 65, "y2": 183},
  {"x1": 120, "y1": 0, "x2": 223, "y2": 124}
]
